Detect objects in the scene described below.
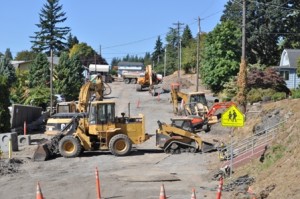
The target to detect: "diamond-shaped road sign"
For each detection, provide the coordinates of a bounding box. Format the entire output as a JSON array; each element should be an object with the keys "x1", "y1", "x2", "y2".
[{"x1": 221, "y1": 105, "x2": 245, "y2": 127}]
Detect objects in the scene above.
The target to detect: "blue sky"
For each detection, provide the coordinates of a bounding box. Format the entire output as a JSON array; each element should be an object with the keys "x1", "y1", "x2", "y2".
[{"x1": 0, "y1": 0, "x2": 228, "y2": 64}]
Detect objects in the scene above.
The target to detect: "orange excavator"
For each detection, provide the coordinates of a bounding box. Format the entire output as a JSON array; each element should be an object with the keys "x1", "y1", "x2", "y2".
[{"x1": 188, "y1": 101, "x2": 238, "y2": 132}]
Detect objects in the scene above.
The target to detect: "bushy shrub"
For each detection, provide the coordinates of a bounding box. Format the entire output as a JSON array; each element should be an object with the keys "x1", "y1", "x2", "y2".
[
  {"x1": 271, "y1": 92, "x2": 286, "y2": 101},
  {"x1": 247, "y1": 88, "x2": 279, "y2": 104},
  {"x1": 291, "y1": 89, "x2": 300, "y2": 99},
  {"x1": 247, "y1": 88, "x2": 262, "y2": 104}
]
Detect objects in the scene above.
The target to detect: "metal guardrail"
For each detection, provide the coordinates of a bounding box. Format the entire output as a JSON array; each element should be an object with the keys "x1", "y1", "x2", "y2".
[{"x1": 221, "y1": 120, "x2": 286, "y2": 164}]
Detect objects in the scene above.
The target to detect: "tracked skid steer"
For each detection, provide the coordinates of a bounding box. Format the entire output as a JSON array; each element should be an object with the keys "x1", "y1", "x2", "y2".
[{"x1": 156, "y1": 117, "x2": 217, "y2": 154}]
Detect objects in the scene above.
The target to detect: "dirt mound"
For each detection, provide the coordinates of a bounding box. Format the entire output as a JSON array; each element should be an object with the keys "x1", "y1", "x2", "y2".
[{"x1": 0, "y1": 158, "x2": 23, "y2": 176}]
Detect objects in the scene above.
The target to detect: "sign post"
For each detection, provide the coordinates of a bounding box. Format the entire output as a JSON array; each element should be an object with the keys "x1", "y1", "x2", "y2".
[{"x1": 221, "y1": 105, "x2": 245, "y2": 178}]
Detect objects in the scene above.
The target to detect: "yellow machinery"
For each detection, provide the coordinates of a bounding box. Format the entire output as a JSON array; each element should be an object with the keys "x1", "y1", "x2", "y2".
[
  {"x1": 34, "y1": 101, "x2": 151, "y2": 160},
  {"x1": 136, "y1": 65, "x2": 160, "y2": 92},
  {"x1": 170, "y1": 83, "x2": 208, "y2": 116},
  {"x1": 156, "y1": 118, "x2": 216, "y2": 154},
  {"x1": 45, "y1": 75, "x2": 110, "y2": 135}
]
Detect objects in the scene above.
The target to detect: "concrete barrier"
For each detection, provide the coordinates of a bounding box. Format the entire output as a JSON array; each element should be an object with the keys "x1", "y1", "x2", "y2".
[
  {"x1": 0, "y1": 132, "x2": 18, "y2": 152},
  {"x1": 18, "y1": 135, "x2": 31, "y2": 146}
]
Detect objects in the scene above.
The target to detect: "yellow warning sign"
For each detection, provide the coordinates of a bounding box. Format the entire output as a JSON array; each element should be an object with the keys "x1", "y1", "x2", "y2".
[{"x1": 221, "y1": 105, "x2": 244, "y2": 127}]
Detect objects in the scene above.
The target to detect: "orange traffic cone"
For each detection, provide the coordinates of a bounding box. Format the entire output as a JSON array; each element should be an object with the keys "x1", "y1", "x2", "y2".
[
  {"x1": 159, "y1": 184, "x2": 166, "y2": 199},
  {"x1": 36, "y1": 182, "x2": 44, "y2": 199},
  {"x1": 95, "y1": 167, "x2": 101, "y2": 199},
  {"x1": 191, "y1": 188, "x2": 196, "y2": 199},
  {"x1": 216, "y1": 177, "x2": 223, "y2": 199}
]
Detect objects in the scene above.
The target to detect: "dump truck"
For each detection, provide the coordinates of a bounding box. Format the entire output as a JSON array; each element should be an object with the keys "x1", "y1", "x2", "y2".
[{"x1": 122, "y1": 71, "x2": 144, "y2": 84}]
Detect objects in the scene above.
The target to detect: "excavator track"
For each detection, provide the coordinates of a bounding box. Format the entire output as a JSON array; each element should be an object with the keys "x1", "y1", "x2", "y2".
[{"x1": 163, "y1": 141, "x2": 198, "y2": 154}]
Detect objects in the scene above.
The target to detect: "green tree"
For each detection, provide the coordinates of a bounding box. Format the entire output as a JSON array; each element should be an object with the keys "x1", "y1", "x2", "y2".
[
  {"x1": 165, "y1": 27, "x2": 180, "y2": 75},
  {"x1": 181, "y1": 25, "x2": 193, "y2": 48},
  {"x1": 24, "y1": 86, "x2": 50, "y2": 110},
  {"x1": 201, "y1": 20, "x2": 241, "y2": 93},
  {"x1": 144, "y1": 52, "x2": 152, "y2": 66},
  {"x1": 5, "y1": 48, "x2": 13, "y2": 60},
  {"x1": 221, "y1": 0, "x2": 300, "y2": 66},
  {"x1": 15, "y1": 50, "x2": 37, "y2": 61},
  {"x1": 54, "y1": 52, "x2": 84, "y2": 101},
  {"x1": 29, "y1": 53, "x2": 50, "y2": 88},
  {"x1": 10, "y1": 70, "x2": 30, "y2": 104},
  {"x1": 0, "y1": 76, "x2": 11, "y2": 133},
  {"x1": 152, "y1": 36, "x2": 164, "y2": 66},
  {"x1": 69, "y1": 43, "x2": 107, "y2": 67},
  {"x1": 31, "y1": 0, "x2": 70, "y2": 55},
  {"x1": 0, "y1": 56, "x2": 16, "y2": 88},
  {"x1": 67, "y1": 33, "x2": 79, "y2": 50}
]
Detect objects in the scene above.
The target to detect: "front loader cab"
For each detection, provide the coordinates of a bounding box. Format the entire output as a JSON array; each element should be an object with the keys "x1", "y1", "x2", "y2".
[{"x1": 88, "y1": 101, "x2": 116, "y2": 125}]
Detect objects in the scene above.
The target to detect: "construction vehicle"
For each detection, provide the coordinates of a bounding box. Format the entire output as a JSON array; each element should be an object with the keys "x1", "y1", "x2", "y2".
[
  {"x1": 122, "y1": 71, "x2": 144, "y2": 84},
  {"x1": 156, "y1": 118, "x2": 216, "y2": 154},
  {"x1": 170, "y1": 82, "x2": 208, "y2": 115},
  {"x1": 136, "y1": 65, "x2": 161, "y2": 92},
  {"x1": 33, "y1": 76, "x2": 151, "y2": 161},
  {"x1": 45, "y1": 75, "x2": 112, "y2": 136},
  {"x1": 189, "y1": 101, "x2": 238, "y2": 132}
]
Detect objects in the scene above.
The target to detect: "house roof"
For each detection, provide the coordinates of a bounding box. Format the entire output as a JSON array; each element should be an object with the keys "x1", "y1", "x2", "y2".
[{"x1": 279, "y1": 49, "x2": 300, "y2": 68}]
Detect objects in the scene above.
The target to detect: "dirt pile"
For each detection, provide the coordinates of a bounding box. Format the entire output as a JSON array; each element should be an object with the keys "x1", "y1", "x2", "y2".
[{"x1": 0, "y1": 158, "x2": 23, "y2": 176}]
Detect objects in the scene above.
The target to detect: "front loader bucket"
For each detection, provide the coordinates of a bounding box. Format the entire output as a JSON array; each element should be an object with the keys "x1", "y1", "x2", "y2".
[{"x1": 33, "y1": 142, "x2": 51, "y2": 161}]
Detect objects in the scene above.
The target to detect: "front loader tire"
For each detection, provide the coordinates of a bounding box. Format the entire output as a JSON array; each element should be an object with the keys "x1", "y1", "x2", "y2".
[
  {"x1": 59, "y1": 136, "x2": 82, "y2": 158},
  {"x1": 109, "y1": 134, "x2": 132, "y2": 156}
]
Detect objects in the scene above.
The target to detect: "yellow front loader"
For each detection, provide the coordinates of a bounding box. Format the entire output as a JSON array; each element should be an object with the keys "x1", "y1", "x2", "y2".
[{"x1": 34, "y1": 101, "x2": 151, "y2": 161}]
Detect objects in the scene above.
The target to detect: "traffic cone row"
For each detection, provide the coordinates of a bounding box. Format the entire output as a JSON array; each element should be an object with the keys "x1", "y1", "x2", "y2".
[{"x1": 159, "y1": 184, "x2": 197, "y2": 199}]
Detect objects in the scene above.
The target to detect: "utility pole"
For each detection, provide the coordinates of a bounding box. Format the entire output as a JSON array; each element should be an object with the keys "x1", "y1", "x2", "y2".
[
  {"x1": 196, "y1": 16, "x2": 200, "y2": 92},
  {"x1": 236, "y1": 0, "x2": 247, "y2": 113},
  {"x1": 50, "y1": 49, "x2": 53, "y2": 114},
  {"x1": 164, "y1": 48, "x2": 167, "y2": 77},
  {"x1": 99, "y1": 45, "x2": 102, "y2": 56},
  {"x1": 173, "y1": 21, "x2": 184, "y2": 80}
]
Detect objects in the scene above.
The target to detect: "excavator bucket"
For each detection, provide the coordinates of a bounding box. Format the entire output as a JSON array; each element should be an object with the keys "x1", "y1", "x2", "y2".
[{"x1": 33, "y1": 141, "x2": 51, "y2": 161}]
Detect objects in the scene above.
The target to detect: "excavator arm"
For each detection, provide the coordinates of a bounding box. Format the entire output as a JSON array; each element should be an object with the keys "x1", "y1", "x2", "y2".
[{"x1": 78, "y1": 75, "x2": 107, "y2": 113}]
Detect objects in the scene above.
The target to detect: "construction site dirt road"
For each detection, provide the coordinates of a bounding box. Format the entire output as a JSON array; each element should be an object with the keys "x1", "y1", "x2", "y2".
[{"x1": 0, "y1": 80, "x2": 231, "y2": 199}]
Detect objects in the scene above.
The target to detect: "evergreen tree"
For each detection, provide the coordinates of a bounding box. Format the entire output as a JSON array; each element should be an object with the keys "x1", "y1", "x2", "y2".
[
  {"x1": 67, "y1": 33, "x2": 79, "y2": 50},
  {"x1": 144, "y1": 52, "x2": 152, "y2": 66},
  {"x1": 201, "y1": 20, "x2": 241, "y2": 93},
  {"x1": 31, "y1": 0, "x2": 70, "y2": 55},
  {"x1": 0, "y1": 76, "x2": 11, "y2": 133},
  {"x1": 10, "y1": 69, "x2": 29, "y2": 104},
  {"x1": 151, "y1": 36, "x2": 164, "y2": 66},
  {"x1": 165, "y1": 27, "x2": 180, "y2": 75},
  {"x1": 54, "y1": 52, "x2": 84, "y2": 101},
  {"x1": 0, "y1": 56, "x2": 16, "y2": 88},
  {"x1": 181, "y1": 25, "x2": 193, "y2": 48},
  {"x1": 111, "y1": 57, "x2": 121, "y2": 67},
  {"x1": 5, "y1": 48, "x2": 13, "y2": 60},
  {"x1": 29, "y1": 53, "x2": 50, "y2": 88}
]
